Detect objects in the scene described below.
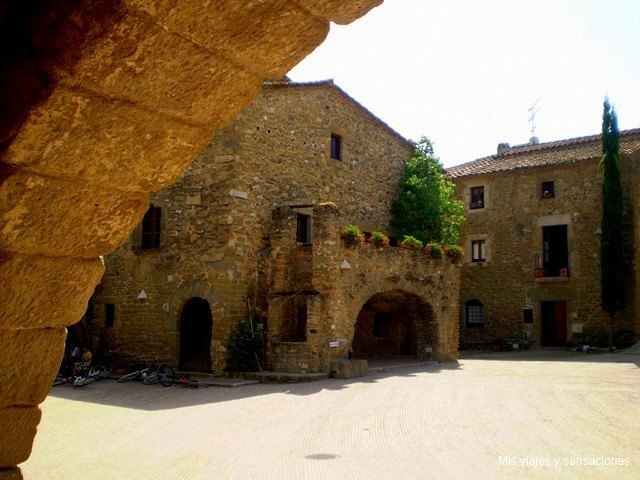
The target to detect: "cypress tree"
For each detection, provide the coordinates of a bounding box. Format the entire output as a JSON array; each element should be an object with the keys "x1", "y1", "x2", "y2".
[{"x1": 599, "y1": 98, "x2": 625, "y2": 349}]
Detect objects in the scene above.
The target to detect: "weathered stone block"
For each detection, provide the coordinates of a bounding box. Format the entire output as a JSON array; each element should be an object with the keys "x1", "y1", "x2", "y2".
[
  {"x1": 330, "y1": 358, "x2": 368, "y2": 379},
  {"x1": 0, "y1": 328, "x2": 66, "y2": 409},
  {"x1": 0, "y1": 406, "x2": 41, "y2": 466},
  {"x1": 58, "y1": 10, "x2": 261, "y2": 126},
  {"x1": 0, "y1": 170, "x2": 148, "y2": 257},
  {"x1": 4, "y1": 86, "x2": 210, "y2": 192},
  {"x1": 0, "y1": 254, "x2": 104, "y2": 329},
  {"x1": 127, "y1": 0, "x2": 330, "y2": 76}
]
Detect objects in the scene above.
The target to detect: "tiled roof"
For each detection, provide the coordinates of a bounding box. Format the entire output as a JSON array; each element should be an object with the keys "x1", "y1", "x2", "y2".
[
  {"x1": 262, "y1": 78, "x2": 415, "y2": 148},
  {"x1": 446, "y1": 128, "x2": 640, "y2": 179}
]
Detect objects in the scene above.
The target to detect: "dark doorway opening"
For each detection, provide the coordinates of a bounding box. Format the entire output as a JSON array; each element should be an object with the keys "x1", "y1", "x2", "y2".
[
  {"x1": 179, "y1": 297, "x2": 212, "y2": 372},
  {"x1": 542, "y1": 225, "x2": 568, "y2": 277},
  {"x1": 352, "y1": 290, "x2": 433, "y2": 360},
  {"x1": 541, "y1": 301, "x2": 567, "y2": 347}
]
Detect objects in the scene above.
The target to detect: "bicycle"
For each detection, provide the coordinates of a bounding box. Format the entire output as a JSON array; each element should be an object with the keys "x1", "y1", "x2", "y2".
[
  {"x1": 117, "y1": 364, "x2": 175, "y2": 387},
  {"x1": 72, "y1": 365, "x2": 110, "y2": 388}
]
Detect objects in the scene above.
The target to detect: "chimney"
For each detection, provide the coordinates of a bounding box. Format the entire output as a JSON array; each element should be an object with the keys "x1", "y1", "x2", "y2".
[{"x1": 497, "y1": 143, "x2": 511, "y2": 155}]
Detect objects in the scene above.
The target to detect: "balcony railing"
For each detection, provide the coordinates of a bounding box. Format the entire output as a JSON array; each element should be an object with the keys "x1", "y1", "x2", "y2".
[{"x1": 534, "y1": 254, "x2": 570, "y2": 279}]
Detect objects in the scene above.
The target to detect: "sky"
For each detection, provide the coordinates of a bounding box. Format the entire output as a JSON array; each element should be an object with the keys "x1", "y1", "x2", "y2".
[{"x1": 288, "y1": 0, "x2": 640, "y2": 167}]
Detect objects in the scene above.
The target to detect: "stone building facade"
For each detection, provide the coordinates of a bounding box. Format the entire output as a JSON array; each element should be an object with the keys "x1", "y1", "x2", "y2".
[
  {"x1": 448, "y1": 129, "x2": 640, "y2": 349},
  {"x1": 93, "y1": 80, "x2": 460, "y2": 373}
]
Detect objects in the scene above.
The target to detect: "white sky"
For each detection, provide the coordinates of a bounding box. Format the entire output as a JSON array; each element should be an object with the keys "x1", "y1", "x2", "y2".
[{"x1": 288, "y1": 0, "x2": 640, "y2": 167}]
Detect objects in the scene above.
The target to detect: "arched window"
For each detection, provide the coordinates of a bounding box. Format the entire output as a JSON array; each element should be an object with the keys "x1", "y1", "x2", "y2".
[
  {"x1": 466, "y1": 299, "x2": 484, "y2": 327},
  {"x1": 141, "y1": 204, "x2": 161, "y2": 250}
]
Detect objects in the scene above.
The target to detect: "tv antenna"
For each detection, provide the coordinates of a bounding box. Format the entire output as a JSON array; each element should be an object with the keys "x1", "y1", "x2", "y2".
[{"x1": 528, "y1": 98, "x2": 541, "y2": 136}]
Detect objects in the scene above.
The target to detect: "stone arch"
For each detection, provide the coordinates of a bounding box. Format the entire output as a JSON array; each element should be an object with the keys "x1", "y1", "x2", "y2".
[
  {"x1": 346, "y1": 282, "x2": 437, "y2": 361},
  {"x1": 0, "y1": 2, "x2": 385, "y2": 473},
  {"x1": 178, "y1": 297, "x2": 213, "y2": 372},
  {"x1": 174, "y1": 281, "x2": 224, "y2": 372}
]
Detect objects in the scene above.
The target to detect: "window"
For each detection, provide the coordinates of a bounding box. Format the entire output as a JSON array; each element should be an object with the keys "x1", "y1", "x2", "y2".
[
  {"x1": 295, "y1": 304, "x2": 308, "y2": 341},
  {"x1": 542, "y1": 181, "x2": 555, "y2": 198},
  {"x1": 372, "y1": 312, "x2": 392, "y2": 337},
  {"x1": 471, "y1": 239, "x2": 486, "y2": 262},
  {"x1": 105, "y1": 303, "x2": 115, "y2": 328},
  {"x1": 141, "y1": 204, "x2": 161, "y2": 250},
  {"x1": 330, "y1": 133, "x2": 342, "y2": 160},
  {"x1": 470, "y1": 186, "x2": 484, "y2": 209},
  {"x1": 296, "y1": 214, "x2": 311, "y2": 244},
  {"x1": 542, "y1": 224, "x2": 568, "y2": 277},
  {"x1": 466, "y1": 299, "x2": 484, "y2": 327},
  {"x1": 523, "y1": 308, "x2": 534, "y2": 324}
]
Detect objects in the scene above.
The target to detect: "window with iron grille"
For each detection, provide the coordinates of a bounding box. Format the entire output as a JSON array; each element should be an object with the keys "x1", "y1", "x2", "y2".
[
  {"x1": 466, "y1": 299, "x2": 484, "y2": 327},
  {"x1": 141, "y1": 204, "x2": 161, "y2": 250},
  {"x1": 470, "y1": 186, "x2": 484, "y2": 209}
]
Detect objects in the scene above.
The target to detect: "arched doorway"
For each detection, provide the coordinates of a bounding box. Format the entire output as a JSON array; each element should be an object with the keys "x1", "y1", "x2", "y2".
[
  {"x1": 352, "y1": 290, "x2": 433, "y2": 360},
  {"x1": 179, "y1": 297, "x2": 213, "y2": 372}
]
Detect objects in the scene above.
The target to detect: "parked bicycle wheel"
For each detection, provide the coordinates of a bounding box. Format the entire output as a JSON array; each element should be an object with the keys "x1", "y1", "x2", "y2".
[{"x1": 157, "y1": 364, "x2": 175, "y2": 387}]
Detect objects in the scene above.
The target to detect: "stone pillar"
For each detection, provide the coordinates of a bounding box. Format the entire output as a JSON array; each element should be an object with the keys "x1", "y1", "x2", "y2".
[{"x1": 310, "y1": 203, "x2": 346, "y2": 369}]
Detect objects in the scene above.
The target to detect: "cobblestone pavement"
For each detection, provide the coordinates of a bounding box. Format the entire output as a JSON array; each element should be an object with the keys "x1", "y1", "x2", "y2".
[{"x1": 22, "y1": 351, "x2": 640, "y2": 480}]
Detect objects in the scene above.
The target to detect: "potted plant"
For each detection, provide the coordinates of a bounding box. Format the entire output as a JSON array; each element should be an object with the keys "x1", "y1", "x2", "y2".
[
  {"x1": 401, "y1": 235, "x2": 423, "y2": 251},
  {"x1": 425, "y1": 242, "x2": 444, "y2": 260},
  {"x1": 371, "y1": 231, "x2": 388, "y2": 248},
  {"x1": 444, "y1": 244, "x2": 463, "y2": 262},
  {"x1": 341, "y1": 225, "x2": 364, "y2": 248}
]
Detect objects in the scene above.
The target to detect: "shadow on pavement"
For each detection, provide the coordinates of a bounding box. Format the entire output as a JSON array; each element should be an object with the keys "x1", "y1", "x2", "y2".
[{"x1": 47, "y1": 359, "x2": 461, "y2": 411}]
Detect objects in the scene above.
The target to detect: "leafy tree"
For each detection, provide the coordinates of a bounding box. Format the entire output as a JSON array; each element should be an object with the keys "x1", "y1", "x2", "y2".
[
  {"x1": 599, "y1": 98, "x2": 625, "y2": 349},
  {"x1": 391, "y1": 137, "x2": 464, "y2": 245}
]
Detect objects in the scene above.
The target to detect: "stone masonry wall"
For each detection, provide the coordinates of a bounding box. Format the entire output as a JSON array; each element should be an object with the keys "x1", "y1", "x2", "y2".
[
  {"x1": 265, "y1": 202, "x2": 461, "y2": 373},
  {"x1": 454, "y1": 154, "x2": 638, "y2": 348},
  {"x1": 95, "y1": 83, "x2": 414, "y2": 373}
]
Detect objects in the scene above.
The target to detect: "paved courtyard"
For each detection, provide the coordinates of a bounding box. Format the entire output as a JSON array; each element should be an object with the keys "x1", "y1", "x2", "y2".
[{"x1": 22, "y1": 351, "x2": 640, "y2": 479}]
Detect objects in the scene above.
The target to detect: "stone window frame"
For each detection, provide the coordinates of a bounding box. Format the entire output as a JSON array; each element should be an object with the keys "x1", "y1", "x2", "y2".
[
  {"x1": 470, "y1": 186, "x2": 485, "y2": 209},
  {"x1": 292, "y1": 206, "x2": 313, "y2": 245},
  {"x1": 296, "y1": 213, "x2": 312, "y2": 244},
  {"x1": 330, "y1": 133, "x2": 342, "y2": 160},
  {"x1": 131, "y1": 201, "x2": 166, "y2": 252},
  {"x1": 541, "y1": 180, "x2": 555, "y2": 199},
  {"x1": 464, "y1": 182, "x2": 489, "y2": 213},
  {"x1": 141, "y1": 204, "x2": 162, "y2": 250},
  {"x1": 327, "y1": 128, "x2": 347, "y2": 167},
  {"x1": 465, "y1": 299, "x2": 485, "y2": 327},
  {"x1": 466, "y1": 233, "x2": 491, "y2": 265},
  {"x1": 92, "y1": 299, "x2": 118, "y2": 328}
]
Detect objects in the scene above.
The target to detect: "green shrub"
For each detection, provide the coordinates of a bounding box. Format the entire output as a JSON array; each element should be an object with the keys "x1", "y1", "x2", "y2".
[
  {"x1": 371, "y1": 231, "x2": 388, "y2": 248},
  {"x1": 425, "y1": 242, "x2": 444, "y2": 259},
  {"x1": 401, "y1": 235, "x2": 423, "y2": 251},
  {"x1": 225, "y1": 316, "x2": 265, "y2": 372},
  {"x1": 342, "y1": 225, "x2": 363, "y2": 248},
  {"x1": 445, "y1": 244, "x2": 464, "y2": 262},
  {"x1": 391, "y1": 136, "x2": 465, "y2": 245}
]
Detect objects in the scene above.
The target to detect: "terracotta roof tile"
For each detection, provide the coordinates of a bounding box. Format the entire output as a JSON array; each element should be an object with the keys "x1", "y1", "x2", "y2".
[{"x1": 446, "y1": 128, "x2": 640, "y2": 179}]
